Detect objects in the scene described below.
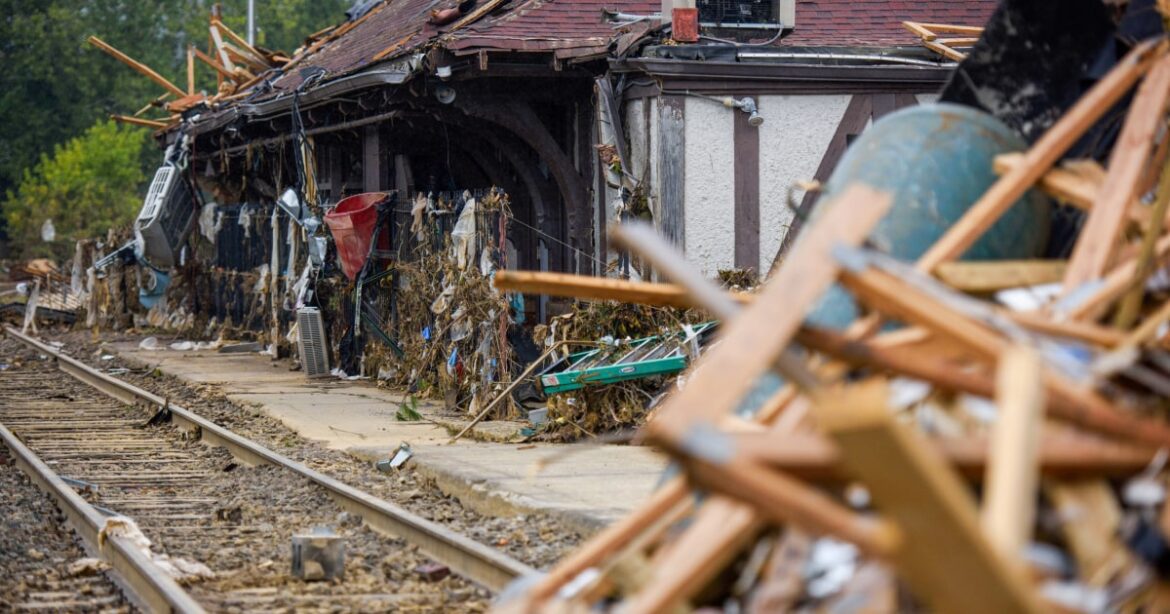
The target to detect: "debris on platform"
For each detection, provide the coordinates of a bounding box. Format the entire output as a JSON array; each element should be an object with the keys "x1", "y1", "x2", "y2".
[{"x1": 486, "y1": 10, "x2": 1170, "y2": 614}]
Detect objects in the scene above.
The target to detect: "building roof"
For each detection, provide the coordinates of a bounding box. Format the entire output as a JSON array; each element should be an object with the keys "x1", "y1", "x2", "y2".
[
  {"x1": 782, "y1": 0, "x2": 995, "y2": 47},
  {"x1": 249, "y1": 0, "x2": 995, "y2": 98}
]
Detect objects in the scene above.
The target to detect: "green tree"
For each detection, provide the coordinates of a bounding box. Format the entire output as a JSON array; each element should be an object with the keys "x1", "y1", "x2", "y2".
[
  {"x1": 0, "y1": 0, "x2": 352, "y2": 252},
  {"x1": 2, "y1": 120, "x2": 147, "y2": 259}
]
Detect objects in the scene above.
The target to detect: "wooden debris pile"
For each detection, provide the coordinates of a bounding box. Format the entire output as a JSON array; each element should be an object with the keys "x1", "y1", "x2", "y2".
[
  {"x1": 903, "y1": 21, "x2": 983, "y2": 62},
  {"x1": 491, "y1": 38, "x2": 1170, "y2": 613},
  {"x1": 365, "y1": 189, "x2": 517, "y2": 417},
  {"x1": 89, "y1": 10, "x2": 293, "y2": 132}
]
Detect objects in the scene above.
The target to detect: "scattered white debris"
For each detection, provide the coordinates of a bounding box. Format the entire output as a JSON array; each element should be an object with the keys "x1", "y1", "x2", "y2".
[{"x1": 98, "y1": 516, "x2": 214, "y2": 583}]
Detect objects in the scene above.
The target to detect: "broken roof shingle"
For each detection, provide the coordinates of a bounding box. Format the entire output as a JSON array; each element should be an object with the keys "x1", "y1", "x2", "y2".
[{"x1": 266, "y1": 0, "x2": 995, "y2": 94}]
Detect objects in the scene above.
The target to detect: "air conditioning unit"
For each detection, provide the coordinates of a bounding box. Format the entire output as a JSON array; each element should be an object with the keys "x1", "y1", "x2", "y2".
[
  {"x1": 698, "y1": 0, "x2": 794, "y2": 29},
  {"x1": 297, "y1": 307, "x2": 331, "y2": 378},
  {"x1": 136, "y1": 164, "x2": 196, "y2": 269}
]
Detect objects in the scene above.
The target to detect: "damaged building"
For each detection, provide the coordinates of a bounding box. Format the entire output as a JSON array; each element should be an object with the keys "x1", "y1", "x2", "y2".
[{"x1": 184, "y1": 0, "x2": 995, "y2": 292}]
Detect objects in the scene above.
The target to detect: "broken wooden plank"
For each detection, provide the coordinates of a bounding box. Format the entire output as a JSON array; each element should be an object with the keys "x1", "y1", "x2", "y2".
[
  {"x1": 623, "y1": 497, "x2": 764, "y2": 614},
  {"x1": 87, "y1": 35, "x2": 185, "y2": 97},
  {"x1": 840, "y1": 264, "x2": 1170, "y2": 447},
  {"x1": 994, "y1": 153, "x2": 1099, "y2": 208},
  {"x1": 522, "y1": 477, "x2": 690, "y2": 605},
  {"x1": 730, "y1": 429, "x2": 1155, "y2": 481},
  {"x1": 443, "y1": 0, "x2": 507, "y2": 35},
  {"x1": 902, "y1": 21, "x2": 938, "y2": 41},
  {"x1": 982, "y1": 346, "x2": 1045, "y2": 562},
  {"x1": 1064, "y1": 51, "x2": 1170, "y2": 292},
  {"x1": 923, "y1": 40, "x2": 967, "y2": 62},
  {"x1": 186, "y1": 46, "x2": 195, "y2": 95},
  {"x1": 1115, "y1": 153, "x2": 1170, "y2": 328},
  {"x1": 191, "y1": 47, "x2": 235, "y2": 80},
  {"x1": 679, "y1": 453, "x2": 899, "y2": 559},
  {"x1": 109, "y1": 114, "x2": 169, "y2": 129},
  {"x1": 915, "y1": 22, "x2": 984, "y2": 35},
  {"x1": 493, "y1": 270, "x2": 752, "y2": 308},
  {"x1": 818, "y1": 381, "x2": 1044, "y2": 614},
  {"x1": 211, "y1": 18, "x2": 269, "y2": 67},
  {"x1": 934, "y1": 260, "x2": 1067, "y2": 292},
  {"x1": 612, "y1": 184, "x2": 892, "y2": 446},
  {"x1": 209, "y1": 24, "x2": 237, "y2": 75},
  {"x1": 1045, "y1": 480, "x2": 1132, "y2": 586},
  {"x1": 917, "y1": 39, "x2": 1162, "y2": 272},
  {"x1": 1064, "y1": 232, "x2": 1170, "y2": 321}
]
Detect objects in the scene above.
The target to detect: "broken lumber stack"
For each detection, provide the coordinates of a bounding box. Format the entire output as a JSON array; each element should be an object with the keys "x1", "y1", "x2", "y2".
[
  {"x1": 90, "y1": 12, "x2": 291, "y2": 133},
  {"x1": 491, "y1": 36, "x2": 1170, "y2": 613}
]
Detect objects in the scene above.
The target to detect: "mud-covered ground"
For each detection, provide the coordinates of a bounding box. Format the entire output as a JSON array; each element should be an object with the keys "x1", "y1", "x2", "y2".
[
  {"x1": 31, "y1": 329, "x2": 583, "y2": 567},
  {"x1": 2, "y1": 336, "x2": 498, "y2": 612},
  {"x1": 0, "y1": 445, "x2": 133, "y2": 612}
]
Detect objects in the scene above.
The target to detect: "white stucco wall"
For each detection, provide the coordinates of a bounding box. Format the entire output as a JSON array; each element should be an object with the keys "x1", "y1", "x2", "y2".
[
  {"x1": 757, "y1": 94, "x2": 851, "y2": 273},
  {"x1": 683, "y1": 97, "x2": 736, "y2": 275},
  {"x1": 626, "y1": 98, "x2": 650, "y2": 186}
]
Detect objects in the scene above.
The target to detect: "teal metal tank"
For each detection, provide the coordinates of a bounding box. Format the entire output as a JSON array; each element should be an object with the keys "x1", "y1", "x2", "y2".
[{"x1": 806, "y1": 102, "x2": 1051, "y2": 329}]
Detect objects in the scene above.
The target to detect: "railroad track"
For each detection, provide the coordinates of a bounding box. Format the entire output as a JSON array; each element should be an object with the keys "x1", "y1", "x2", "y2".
[{"x1": 0, "y1": 327, "x2": 534, "y2": 612}]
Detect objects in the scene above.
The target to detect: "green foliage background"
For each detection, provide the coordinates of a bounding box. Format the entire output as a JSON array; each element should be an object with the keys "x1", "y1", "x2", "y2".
[
  {"x1": 2, "y1": 121, "x2": 146, "y2": 259},
  {"x1": 0, "y1": 0, "x2": 352, "y2": 256}
]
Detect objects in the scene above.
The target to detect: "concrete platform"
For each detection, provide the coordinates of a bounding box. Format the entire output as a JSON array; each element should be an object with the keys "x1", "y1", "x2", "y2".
[{"x1": 109, "y1": 342, "x2": 667, "y2": 532}]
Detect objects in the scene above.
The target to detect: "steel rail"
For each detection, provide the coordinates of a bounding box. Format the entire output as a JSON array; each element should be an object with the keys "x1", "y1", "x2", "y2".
[
  {"x1": 3, "y1": 326, "x2": 536, "y2": 591},
  {"x1": 0, "y1": 421, "x2": 206, "y2": 613}
]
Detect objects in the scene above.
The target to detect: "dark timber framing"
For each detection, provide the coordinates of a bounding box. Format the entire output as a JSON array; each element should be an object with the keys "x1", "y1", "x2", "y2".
[
  {"x1": 658, "y1": 95, "x2": 686, "y2": 247},
  {"x1": 733, "y1": 106, "x2": 760, "y2": 271}
]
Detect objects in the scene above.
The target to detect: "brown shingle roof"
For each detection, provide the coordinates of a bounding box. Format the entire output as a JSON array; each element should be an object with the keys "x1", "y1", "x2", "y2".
[{"x1": 265, "y1": 0, "x2": 995, "y2": 94}]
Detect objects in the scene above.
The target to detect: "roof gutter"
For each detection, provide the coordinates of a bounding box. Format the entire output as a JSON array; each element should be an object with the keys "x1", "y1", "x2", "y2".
[{"x1": 188, "y1": 54, "x2": 424, "y2": 137}]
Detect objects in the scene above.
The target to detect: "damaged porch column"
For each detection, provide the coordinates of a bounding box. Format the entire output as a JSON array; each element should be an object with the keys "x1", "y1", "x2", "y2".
[{"x1": 364, "y1": 125, "x2": 385, "y2": 193}]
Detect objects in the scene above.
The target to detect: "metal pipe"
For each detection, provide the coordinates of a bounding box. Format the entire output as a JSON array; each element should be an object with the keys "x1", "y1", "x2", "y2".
[
  {"x1": 193, "y1": 108, "x2": 402, "y2": 158},
  {"x1": 247, "y1": 0, "x2": 255, "y2": 45},
  {"x1": 735, "y1": 50, "x2": 949, "y2": 67}
]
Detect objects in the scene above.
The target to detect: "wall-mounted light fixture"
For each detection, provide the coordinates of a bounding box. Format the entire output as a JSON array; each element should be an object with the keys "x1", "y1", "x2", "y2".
[{"x1": 723, "y1": 96, "x2": 764, "y2": 126}]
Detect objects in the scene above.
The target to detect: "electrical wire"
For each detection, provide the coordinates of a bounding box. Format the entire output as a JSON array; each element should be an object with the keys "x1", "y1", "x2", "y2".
[
  {"x1": 697, "y1": 25, "x2": 785, "y2": 47},
  {"x1": 500, "y1": 216, "x2": 608, "y2": 269}
]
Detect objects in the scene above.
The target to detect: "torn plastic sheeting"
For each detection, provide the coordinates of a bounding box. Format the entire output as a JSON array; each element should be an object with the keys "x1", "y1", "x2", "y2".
[{"x1": 451, "y1": 193, "x2": 477, "y2": 270}]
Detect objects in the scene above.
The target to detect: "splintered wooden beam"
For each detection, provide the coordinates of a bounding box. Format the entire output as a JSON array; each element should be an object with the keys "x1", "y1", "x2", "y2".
[
  {"x1": 611, "y1": 184, "x2": 892, "y2": 446},
  {"x1": 522, "y1": 477, "x2": 690, "y2": 608},
  {"x1": 493, "y1": 270, "x2": 752, "y2": 307},
  {"x1": 87, "y1": 35, "x2": 186, "y2": 97},
  {"x1": 915, "y1": 22, "x2": 984, "y2": 35},
  {"x1": 1045, "y1": 480, "x2": 1131, "y2": 586},
  {"x1": 1064, "y1": 231, "x2": 1170, "y2": 321},
  {"x1": 844, "y1": 264, "x2": 1170, "y2": 447},
  {"x1": 917, "y1": 39, "x2": 1162, "y2": 272},
  {"x1": 991, "y1": 153, "x2": 1145, "y2": 222},
  {"x1": 623, "y1": 496, "x2": 764, "y2": 614},
  {"x1": 186, "y1": 45, "x2": 196, "y2": 95},
  {"x1": 1115, "y1": 153, "x2": 1170, "y2": 328},
  {"x1": 982, "y1": 346, "x2": 1045, "y2": 562},
  {"x1": 444, "y1": 0, "x2": 508, "y2": 35},
  {"x1": 110, "y1": 114, "x2": 170, "y2": 129},
  {"x1": 191, "y1": 47, "x2": 235, "y2": 80},
  {"x1": 1063, "y1": 52, "x2": 1170, "y2": 292},
  {"x1": 729, "y1": 430, "x2": 1155, "y2": 481},
  {"x1": 902, "y1": 21, "x2": 938, "y2": 41},
  {"x1": 818, "y1": 382, "x2": 1044, "y2": 614},
  {"x1": 210, "y1": 18, "x2": 268, "y2": 66},
  {"x1": 933, "y1": 260, "x2": 1067, "y2": 292},
  {"x1": 923, "y1": 40, "x2": 967, "y2": 62},
  {"x1": 209, "y1": 24, "x2": 237, "y2": 74}
]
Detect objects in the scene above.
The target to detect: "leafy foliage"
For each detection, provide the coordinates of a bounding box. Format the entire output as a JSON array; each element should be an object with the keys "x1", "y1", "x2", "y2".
[
  {"x1": 0, "y1": 0, "x2": 352, "y2": 252},
  {"x1": 2, "y1": 120, "x2": 147, "y2": 259}
]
